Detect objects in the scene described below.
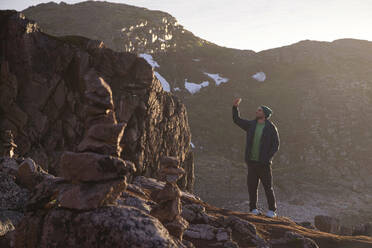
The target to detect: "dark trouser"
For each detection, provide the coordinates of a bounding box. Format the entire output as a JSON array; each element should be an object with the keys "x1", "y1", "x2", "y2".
[{"x1": 246, "y1": 160, "x2": 277, "y2": 211}]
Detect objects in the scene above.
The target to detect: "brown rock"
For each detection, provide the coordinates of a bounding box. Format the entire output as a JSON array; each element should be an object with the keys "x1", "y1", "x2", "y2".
[
  {"x1": 161, "y1": 167, "x2": 185, "y2": 175},
  {"x1": 84, "y1": 122, "x2": 126, "y2": 143},
  {"x1": 160, "y1": 156, "x2": 179, "y2": 168},
  {"x1": 151, "y1": 196, "x2": 181, "y2": 223},
  {"x1": 57, "y1": 178, "x2": 127, "y2": 210},
  {"x1": 165, "y1": 215, "x2": 189, "y2": 240},
  {"x1": 26, "y1": 177, "x2": 66, "y2": 211},
  {"x1": 16, "y1": 158, "x2": 53, "y2": 190},
  {"x1": 77, "y1": 123, "x2": 126, "y2": 156},
  {"x1": 59, "y1": 151, "x2": 135, "y2": 182},
  {"x1": 83, "y1": 70, "x2": 114, "y2": 112},
  {"x1": 77, "y1": 139, "x2": 122, "y2": 156},
  {"x1": 151, "y1": 182, "x2": 182, "y2": 224},
  {"x1": 154, "y1": 182, "x2": 182, "y2": 202}
]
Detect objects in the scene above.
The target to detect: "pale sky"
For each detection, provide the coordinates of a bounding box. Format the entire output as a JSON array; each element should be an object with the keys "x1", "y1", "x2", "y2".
[{"x1": 1, "y1": 0, "x2": 372, "y2": 52}]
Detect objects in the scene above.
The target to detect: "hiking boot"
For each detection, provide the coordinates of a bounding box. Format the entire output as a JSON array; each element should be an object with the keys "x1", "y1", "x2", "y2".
[
  {"x1": 265, "y1": 210, "x2": 277, "y2": 218},
  {"x1": 250, "y1": 209, "x2": 260, "y2": 215}
]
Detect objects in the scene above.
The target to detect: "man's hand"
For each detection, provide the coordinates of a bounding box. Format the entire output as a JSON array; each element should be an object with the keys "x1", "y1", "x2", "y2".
[{"x1": 233, "y1": 98, "x2": 242, "y2": 107}]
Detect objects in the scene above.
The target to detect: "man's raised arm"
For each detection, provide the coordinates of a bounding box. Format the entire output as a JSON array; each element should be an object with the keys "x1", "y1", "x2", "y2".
[{"x1": 232, "y1": 98, "x2": 251, "y2": 131}]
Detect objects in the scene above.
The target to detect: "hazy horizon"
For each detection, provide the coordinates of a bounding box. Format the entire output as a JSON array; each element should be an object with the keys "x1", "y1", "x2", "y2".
[{"x1": 1, "y1": 0, "x2": 372, "y2": 52}]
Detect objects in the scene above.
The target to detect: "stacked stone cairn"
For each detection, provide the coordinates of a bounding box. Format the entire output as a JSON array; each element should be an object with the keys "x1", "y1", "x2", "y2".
[
  {"x1": 57, "y1": 70, "x2": 136, "y2": 210},
  {"x1": 150, "y1": 156, "x2": 189, "y2": 240},
  {"x1": 19, "y1": 70, "x2": 136, "y2": 212}
]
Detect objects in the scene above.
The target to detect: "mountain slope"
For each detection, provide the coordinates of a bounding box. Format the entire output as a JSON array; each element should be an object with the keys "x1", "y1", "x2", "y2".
[{"x1": 22, "y1": 1, "x2": 372, "y2": 224}]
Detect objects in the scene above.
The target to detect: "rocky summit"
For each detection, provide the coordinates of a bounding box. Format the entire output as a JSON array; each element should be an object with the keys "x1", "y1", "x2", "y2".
[
  {"x1": 1, "y1": 9, "x2": 372, "y2": 248},
  {"x1": 21, "y1": 1, "x2": 372, "y2": 224}
]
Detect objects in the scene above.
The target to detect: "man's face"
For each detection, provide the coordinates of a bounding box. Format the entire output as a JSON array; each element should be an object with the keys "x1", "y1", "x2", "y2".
[{"x1": 255, "y1": 107, "x2": 265, "y2": 119}]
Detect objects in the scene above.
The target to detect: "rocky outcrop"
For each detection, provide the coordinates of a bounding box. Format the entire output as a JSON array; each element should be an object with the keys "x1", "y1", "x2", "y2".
[
  {"x1": 0, "y1": 10, "x2": 194, "y2": 191},
  {"x1": 8, "y1": 70, "x2": 184, "y2": 248}
]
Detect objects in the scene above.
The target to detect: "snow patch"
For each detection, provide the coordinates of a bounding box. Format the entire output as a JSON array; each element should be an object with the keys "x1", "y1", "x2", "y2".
[
  {"x1": 184, "y1": 79, "x2": 209, "y2": 94},
  {"x1": 252, "y1": 72, "x2": 266, "y2": 82},
  {"x1": 192, "y1": 58, "x2": 201, "y2": 62},
  {"x1": 174, "y1": 87, "x2": 181, "y2": 92},
  {"x1": 138, "y1": 54, "x2": 169, "y2": 92},
  {"x1": 139, "y1": 53, "x2": 159, "y2": 68},
  {"x1": 154, "y1": 72, "x2": 170, "y2": 92},
  {"x1": 204, "y1": 72, "x2": 229, "y2": 86},
  {"x1": 190, "y1": 142, "x2": 195, "y2": 148}
]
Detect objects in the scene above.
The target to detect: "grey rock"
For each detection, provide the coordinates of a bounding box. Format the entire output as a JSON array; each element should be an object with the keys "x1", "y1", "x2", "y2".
[
  {"x1": 0, "y1": 172, "x2": 29, "y2": 211},
  {"x1": 223, "y1": 240, "x2": 239, "y2": 248},
  {"x1": 185, "y1": 224, "x2": 216, "y2": 240},
  {"x1": 15, "y1": 206, "x2": 184, "y2": 248},
  {"x1": 117, "y1": 193, "x2": 153, "y2": 213},
  {"x1": 216, "y1": 228, "x2": 230, "y2": 242},
  {"x1": 270, "y1": 231, "x2": 319, "y2": 248}
]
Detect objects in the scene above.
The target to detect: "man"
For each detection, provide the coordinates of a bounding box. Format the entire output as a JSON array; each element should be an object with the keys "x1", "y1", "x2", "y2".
[{"x1": 232, "y1": 98, "x2": 280, "y2": 218}]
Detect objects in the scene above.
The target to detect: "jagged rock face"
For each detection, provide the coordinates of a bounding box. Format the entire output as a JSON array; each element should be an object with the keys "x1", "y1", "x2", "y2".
[{"x1": 0, "y1": 10, "x2": 194, "y2": 191}]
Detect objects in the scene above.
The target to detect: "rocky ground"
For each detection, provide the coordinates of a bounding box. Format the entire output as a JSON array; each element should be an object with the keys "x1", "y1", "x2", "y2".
[
  {"x1": 2, "y1": 155, "x2": 372, "y2": 248},
  {"x1": 193, "y1": 152, "x2": 372, "y2": 226}
]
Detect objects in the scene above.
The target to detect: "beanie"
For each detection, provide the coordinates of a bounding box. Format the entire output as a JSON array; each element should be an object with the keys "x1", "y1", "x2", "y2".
[{"x1": 260, "y1": 105, "x2": 273, "y2": 119}]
